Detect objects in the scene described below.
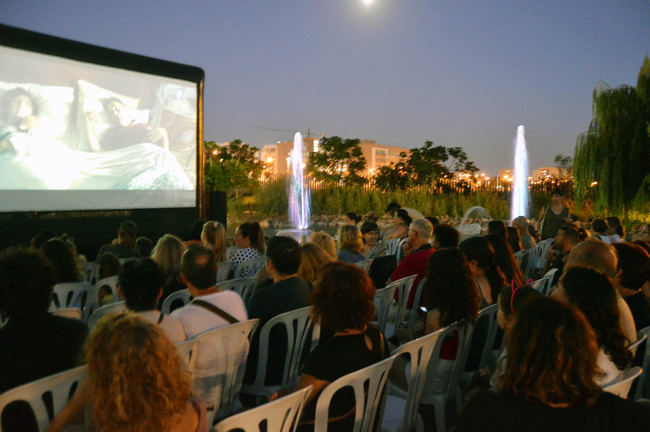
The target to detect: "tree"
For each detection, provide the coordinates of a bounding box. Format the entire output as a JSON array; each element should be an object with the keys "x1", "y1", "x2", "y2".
[
  {"x1": 405, "y1": 141, "x2": 479, "y2": 187},
  {"x1": 308, "y1": 136, "x2": 367, "y2": 185},
  {"x1": 554, "y1": 154, "x2": 573, "y2": 177},
  {"x1": 373, "y1": 160, "x2": 410, "y2": 190},
  {"x1": 573, "y1": 56, "x2": 650, "y2": 215},
  {"x1": 204, "y1": 139, "x2": 262, "y2": 198}
]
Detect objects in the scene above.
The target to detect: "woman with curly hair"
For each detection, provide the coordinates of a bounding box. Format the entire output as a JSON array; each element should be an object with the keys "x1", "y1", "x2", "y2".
[
  {"x1": 419, "y1": 248, "x2": 481, "y2": 428},
  {"x1": 552, "y1": 266, "x2": 633, "y2": 386},
  {"x1": 337, "y1": 224, "x2": 365, "y2": 263},
  {"x1": 457, "y1": 297, "x2": 650, "y2": 431},
  {"x1": 297, "y1": 242, "x2": 335, "y2": 285},
  {"x1": 284, "y1": 262, "x2": 389, "y2": 431},
  {"x1": 460, "y1": 236, "x2": 507, "y2": 306},
  {"x1": 201, "y1": 220, "x2": 226, "y2": 262},
  {"x1": 48, "y1": 312, "x2": 207, "y2": 432},
  {"x1": 152, "y1": 233, "x2": 187, "y2": 303}
]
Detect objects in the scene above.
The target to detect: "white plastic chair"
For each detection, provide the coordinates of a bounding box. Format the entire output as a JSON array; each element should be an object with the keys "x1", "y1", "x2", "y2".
[
  {"x1": 384, "y1": 238, "x2": 403, "y2": 256},
  {"x1": 86, "y1": 301, "x2": 127, "y2": 329},
  {"x1": 313, "y1": 356, "x2": 395, "y2": 432},
  {"x1": 355, "y1": 259, "x2": 373, "y2": 273},
  {"x1": 388, "y1": 329, "x2": 444, "y2": 432},
  {"x1": 192, "y1": 319, "x2": 260, "y2": 425},
  {"x1": 633, "y1": 326, "x2": 650, "y2": 400},
  {"x1": 602, "y1": 366, "x2": 643, "y2": 398},
  {"x1": 213, "y1": 386, "x2": 312, "y2": 432},
  {"x1": 216, "y1": 278, "x2": 258, "y2": 306},
  {"x1": 518, "y1": 248, "x2": 537, "y2": 280},
  {"x1": 533, "y1": 268, "x2": 559, "y2": 296},
  {"x1": 383, "y1": 275, "x2": 417, "y2": 340},
  {"x1": 94, "y1": 275, "x2": 120, "y2": 300},
  {"x1": 629, "y1": 334, "x2": 647, "y2": 357},
  {"x1": 419, "y1": 321, "x2": 474, "y2": 432},
  {"x1": 50, "y1": 282, "x2": 93, "y2": 310},
  {"x1": 217, "y1": 261, "x2": 233, "y2": 283},
  {"x1": 161, "y1": 288, "x2": 193, "y2": 314},
  {"x1": 374, "y1": 284, "x2": 398, "y2": 333},
  {"x1": 532, "y1": 238, "x2": 554, "y2": 274},
  {"x1": 241, "y1": 306, "x2": 320, "y2": 403},
  {"x1": 0, "y1": 365, "x2": 87, "y2": 432},
  {"x1": 83, "y1": 261, "x2": 97, "y2": 284},
  {"x1": 176, "y1": 338, "x2": 199, "y2": 375},
  {"x1": 235, "y1": 257, "x2": 266, "y2": 279}
]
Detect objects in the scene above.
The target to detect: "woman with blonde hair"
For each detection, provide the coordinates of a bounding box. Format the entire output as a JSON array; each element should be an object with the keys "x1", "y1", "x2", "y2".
[
  {"x1": 201, "y1": 220, "x2": 226, "y2": 262},
  {"x1": 151, "y1": 234, "x2": 187, "y2": 302},
  {"x1": 297, "y1": 242, "x2": 335, "y2": 285},
  {"x1": 48, "y1": 312, "x2": 207, "y2": 432},
  {"x1": 337, "y1": 224, "x2": 365, "y2": 263},
  {"x1": 309, "y1": 231, "x2": 337, "y2": 259}
]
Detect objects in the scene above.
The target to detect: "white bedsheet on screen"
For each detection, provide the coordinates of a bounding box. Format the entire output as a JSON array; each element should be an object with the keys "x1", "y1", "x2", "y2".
[{"x1": 0, "y1": 45, "x2": 198, "y2": 212}]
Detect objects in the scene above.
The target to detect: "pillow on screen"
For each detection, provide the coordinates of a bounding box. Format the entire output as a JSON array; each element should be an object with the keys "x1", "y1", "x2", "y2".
[
  {"x1": 0, "y1": 82, "x2": 74, "y2": 140},
  {"x1": 76, "y1": 80, "x2": 142, "y2": 151}
]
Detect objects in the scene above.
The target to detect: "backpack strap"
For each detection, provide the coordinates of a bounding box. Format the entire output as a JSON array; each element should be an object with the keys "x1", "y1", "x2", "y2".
[{"x1": 192, "y1": 299, "x2": 239, "y2": 324}]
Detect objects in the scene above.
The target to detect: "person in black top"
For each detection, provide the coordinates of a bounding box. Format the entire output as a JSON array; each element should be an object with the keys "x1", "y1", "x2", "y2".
[
  {"x1": 276, "y1": 262, "x2": 389, "y2": 432},
  {"x1": 243, "y1": 236, "x2": 311, "y2": 392},
  {"x1": 96, "y1": 220, "x2": 140, "y2": 261},
  {"x1": 0, "y1": 249, "x2": 88, "y2": 431},
  {"x1": 457, "y1": 297, "x2": 650, "y2": 432},
  {"x1": 613, "y1": 243, "x2": 650, "y2": 331}
]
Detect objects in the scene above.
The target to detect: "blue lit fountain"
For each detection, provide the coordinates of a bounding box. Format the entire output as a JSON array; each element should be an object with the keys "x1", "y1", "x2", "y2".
[
  {"x1": 276, "y1": 132, "x2": 311, "y2": 242},
  {"x1": 510, "y1": 125, "x2": 529, "y2": 222}
]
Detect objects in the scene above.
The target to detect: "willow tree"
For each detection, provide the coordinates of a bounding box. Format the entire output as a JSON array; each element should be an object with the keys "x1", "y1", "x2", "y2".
[{"x1": 573, "y1": 56, "x2": 650, "y2": 216}]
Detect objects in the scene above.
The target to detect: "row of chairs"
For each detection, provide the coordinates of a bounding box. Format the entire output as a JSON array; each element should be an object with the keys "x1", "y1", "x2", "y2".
[{"x1": 514, "y1": 237, "x2": 553, "y2": 280}]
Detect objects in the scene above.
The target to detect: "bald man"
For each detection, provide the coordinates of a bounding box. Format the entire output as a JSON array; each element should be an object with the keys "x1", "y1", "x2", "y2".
[{"x1": 564, "y1": 239, "x2": 637, "y2": 343}]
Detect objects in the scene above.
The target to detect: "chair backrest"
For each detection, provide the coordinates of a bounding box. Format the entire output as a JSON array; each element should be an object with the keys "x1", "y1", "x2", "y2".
[
  {"x1": 532, "y1": 238, "x2": 554, "y2": 272},
  {"x1": 234, "y1": 257, "x2": 266, "y2": 279},
  {"x1": 602, "y1": 366, "x2": 643, "y2": 398},
  {"x1": 385, "y1": 275, "x2": 417, "y2": 338},
  {"x1": 50, "y1": 282, "x2": 93, "y2": 310},
  {"x1": 248, "y1": 306, "x2": 319, "y2": 394},
  {"x1": 355, "y1": 259, "x2": 373, "y2": 273},
  {"x1": 313, "y1": 356, "x2": 395, "y2": 432},
  {"x1": 633, "y1": 326, "x2": 650, "y2": 400},
  {"x1": 192, "y1": 319, "x2": 259, "y2": 425},
  {"x1": 403, "y1": 277, "x2": 427, "y2": 339},
  {"x1": 513, "y1": 249, "x2": 524, "y2": 267},
  {"x1": 374, "y1": 284, "x2": 398, "y2": 333},
  {"x1": 216, "y1": 278, "x2": 258, "y2": 305},
  {"x1": 217, "y1": 261, "x2": 233, "y2": 283},
  {"x1": 474, "y1": 304, "x2": 499, "y2": 370},
  {"x1": 533, "y1": 268, "x2": 559, "y2": 296},
  {"x1": 519, "y1": 248, "x2": 537, "y2": 280},
  {"x1": 390, "y1": 329, "x2": 444, "y2": 432},
  {"x1": 175, "y1": 338, "x2": 199, "y2": 376},
  {"x1": 161, "y1": 289, "x2": 193, "y2": 315},
  {"x1": 0, "y1": 365, "x2": 87, "y2": 432},
  {"x1": 94, "y1": 275, "x2": 120, "y2": 298},
  {"x1": 50, "y1": 308, "x2": 82, "y2": 320},
  {"x1": 420, "y1": 320, "x2": 474, "y2": 403},
  {"x1": 86, "y1": 301, "x2": 127, "y2": 329},
  {"x1": 83, "y1": 261, "x2": 97, "y2": 284},
  {"x1": 629, "y1": 334, "x2": 647, "y2": 357},
  {"x1": 384, "y1": 238, "x2": 402, "y2": 256},
  {"x1": 213, "y1": 386, "x2": 312, "y2": 432}
]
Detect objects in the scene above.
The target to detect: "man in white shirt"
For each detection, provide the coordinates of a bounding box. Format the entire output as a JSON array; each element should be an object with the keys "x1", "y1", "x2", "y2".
[
  {"x1": 171, "y1": 244, "x2": 248, "y2": 412},
  {"x1": 172, "y1": 244, "x2": 247, "y2": 338}
]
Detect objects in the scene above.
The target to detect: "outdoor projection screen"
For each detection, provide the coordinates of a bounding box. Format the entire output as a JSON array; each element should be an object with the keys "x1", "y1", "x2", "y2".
[{"x1": 0, "y1": 25, "x2": 204, "y2": 212}]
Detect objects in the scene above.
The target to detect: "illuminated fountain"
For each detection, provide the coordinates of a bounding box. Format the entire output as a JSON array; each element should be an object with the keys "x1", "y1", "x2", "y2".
[
  {"x1": 276, "y1": 132, "x2": 311, "y2": 242},
  {"x1": 510, "y1": 125, "x2": 529, "y2": 222},
  {"x1": 458, "y1": 206, "x2": 491, "y2": 239}
]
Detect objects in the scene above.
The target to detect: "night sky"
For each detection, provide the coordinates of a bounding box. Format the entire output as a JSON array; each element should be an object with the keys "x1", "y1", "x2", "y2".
[{"x1": 1, "y1": 0, "x2": 648, "y2": 175}]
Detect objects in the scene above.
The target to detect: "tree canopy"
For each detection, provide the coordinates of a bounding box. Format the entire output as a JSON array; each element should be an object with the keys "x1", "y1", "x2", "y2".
[
  {"x1": 573, "y1": 56, "x2": 650, "y2": 215},
  {"x1": 204, "y1": 139, "x2": 262, "y2": 197},
  {"x1": 308, "y1": 136, "x2": 367, "y2": 186}
]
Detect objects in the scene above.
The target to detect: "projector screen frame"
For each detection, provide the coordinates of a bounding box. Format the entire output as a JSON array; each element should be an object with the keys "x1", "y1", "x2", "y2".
[{"x1": 0, "y1": 23, "x2": 206, "y2": 215}]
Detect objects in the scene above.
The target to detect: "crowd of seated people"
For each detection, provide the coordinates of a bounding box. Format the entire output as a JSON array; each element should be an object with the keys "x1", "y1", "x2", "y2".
[{"x1": 1, "y1": 206, "x2": 650, "y2": 432}]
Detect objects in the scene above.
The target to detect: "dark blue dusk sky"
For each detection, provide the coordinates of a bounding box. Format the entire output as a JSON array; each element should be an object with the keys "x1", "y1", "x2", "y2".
[{"x1": 2, "y1": 0, "x2": 648, "y2": 175}]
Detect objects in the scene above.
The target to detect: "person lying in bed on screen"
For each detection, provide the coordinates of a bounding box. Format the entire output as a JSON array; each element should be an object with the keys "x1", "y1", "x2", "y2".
[
  {"x1": 0, "y1": 87, "x2": 39, "y2": 157},
  {"x1": 98, "y1": 97, "x2": 169, "y2": 151}
]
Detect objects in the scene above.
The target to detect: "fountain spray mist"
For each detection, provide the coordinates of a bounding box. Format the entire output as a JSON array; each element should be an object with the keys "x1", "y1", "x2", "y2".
[
  {"x1": 288, "y1": 132, "x2": 310, "y2": 230},
  {"x1": 510, "y1": 125, "x2": 529, "y2": 222}
]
